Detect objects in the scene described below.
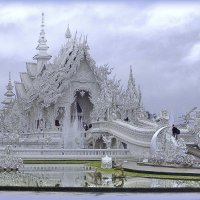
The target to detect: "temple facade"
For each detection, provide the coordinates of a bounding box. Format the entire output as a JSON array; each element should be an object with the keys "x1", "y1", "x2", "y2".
[
  {"x1": 0, "y1": 14, "x2": 183, "y2": 160},
  {"x1": 2, "y1": 17, "x2": 144, "y2": 132}
]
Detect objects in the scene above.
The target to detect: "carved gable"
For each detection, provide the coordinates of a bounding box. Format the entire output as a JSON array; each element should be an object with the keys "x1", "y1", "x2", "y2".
[{"x1": 72, "y1": 59, "x2": 96, "y2": 82}]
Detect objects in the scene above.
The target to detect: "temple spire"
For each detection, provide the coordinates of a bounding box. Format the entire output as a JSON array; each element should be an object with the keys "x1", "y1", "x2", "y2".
[
  {"x1": 65, "y1": 24, "x2": 72, "y2": 40},
  {"x1": 9, "y1": 71, "x2": 11, "y2": 81},
  {"x1": 126, "y1": 66, "x2": 138, "y2": 106},
  {"x1": 1, "y1": 72, "x2": 15, "y2": 110},
  {"x1": 6, "y1": 72, "x2": 14, "y2": 93},
  {"x1": 128, "y1": 65, "x2": 135, "y2": 88},
  {"x1": 33, "y1": 12, "x2": 51, "y2": 72}
]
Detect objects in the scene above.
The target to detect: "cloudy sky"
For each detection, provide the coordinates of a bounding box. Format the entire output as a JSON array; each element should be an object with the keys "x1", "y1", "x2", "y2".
[{"x1": 0, "y1": 0, "x2": 200, "y2": 121}]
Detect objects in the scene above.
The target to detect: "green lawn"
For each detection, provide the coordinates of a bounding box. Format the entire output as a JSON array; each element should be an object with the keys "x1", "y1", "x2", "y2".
[{"x1": 23, "y1": 160, "x2": 200, "y2": 180}]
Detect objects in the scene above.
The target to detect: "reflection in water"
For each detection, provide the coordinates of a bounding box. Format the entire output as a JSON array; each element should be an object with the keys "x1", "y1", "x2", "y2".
[
  {"x1": 0, "y1": 171, "x2": 51, "y2": 187},
  {"x1": 151, "y1": 179, "x2": 200, "y2": 188},
  {"x1": 85, "y1": 172, "x2": 126, "y2": 188},
  {"x1": 0, "y1": 164, "x2": 199, "y2": 188},
  {"x1": 0, "y1": 145, "x2": 24, "y2": 171}
]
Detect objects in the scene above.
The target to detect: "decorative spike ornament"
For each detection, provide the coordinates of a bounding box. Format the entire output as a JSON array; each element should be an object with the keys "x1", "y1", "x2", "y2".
[
  {"x1": 1, "y1": 72, "x2": 15, "y2": 109},
  {"x1": 33, "y1": 13, "x2": 51, "y2": 64},
  {"x1": 65, "y1": 24, "x2": 72, "y2": 40}
]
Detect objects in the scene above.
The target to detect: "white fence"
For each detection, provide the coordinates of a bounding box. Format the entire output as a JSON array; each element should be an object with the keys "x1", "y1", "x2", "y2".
[{"x1": 0, "y1": 148, "x2": 131, "y2": 160}]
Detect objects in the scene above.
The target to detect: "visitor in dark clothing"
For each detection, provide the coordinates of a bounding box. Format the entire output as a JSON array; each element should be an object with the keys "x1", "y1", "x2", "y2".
[{"x1": 172, "y1": 124, "x2": 180, "y2": 140}]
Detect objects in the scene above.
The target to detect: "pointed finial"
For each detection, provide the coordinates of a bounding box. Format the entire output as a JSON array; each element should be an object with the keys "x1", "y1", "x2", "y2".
[
  {"x1": 128, "y1": 65, "x2": 135, "y2": 87},
  {"x1": 65, "y1": 24, "x2": 72, "y2": 39},
  {"x1": 42, "y1": 12, "x2": 44, "y2": 26},
  {"x1": 38, "y1": 12, "x2": 46, "y2": 44},
  {"x1": 33, "y1": 12, "x2": 51, "y2": 62},
  {"x1": 129, "y1": 65, "x2": 133, "y2": 80},
  {"x1": 130, "y1": 65, "x2": 133, "y2": 74}
]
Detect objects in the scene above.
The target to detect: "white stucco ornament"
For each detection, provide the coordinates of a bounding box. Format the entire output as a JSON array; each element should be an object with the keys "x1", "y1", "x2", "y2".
[{"x1": 101, "y1": 155, "x2": 112, "y2": 168}]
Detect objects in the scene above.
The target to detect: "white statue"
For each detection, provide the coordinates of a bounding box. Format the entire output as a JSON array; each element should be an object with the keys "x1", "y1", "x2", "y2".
[{"x1": 101, "y1": 155, "x2": 112, "y2": 168}]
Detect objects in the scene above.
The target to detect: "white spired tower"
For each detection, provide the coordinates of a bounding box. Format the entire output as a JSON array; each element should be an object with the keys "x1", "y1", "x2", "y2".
[
  {"x1": 1, "y1": 72, "x2": 15, "y2": 110},
  {"x1": 33, "y1": 12, "x2": 52, "y2": 75}
]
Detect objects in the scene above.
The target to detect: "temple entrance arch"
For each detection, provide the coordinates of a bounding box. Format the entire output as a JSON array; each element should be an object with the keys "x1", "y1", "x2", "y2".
[{"x1": 70, "y1": 90, "x2": 93, "y2": 125}]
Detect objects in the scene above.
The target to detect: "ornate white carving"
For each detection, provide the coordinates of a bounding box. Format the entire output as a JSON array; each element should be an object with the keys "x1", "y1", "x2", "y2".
[
  {"x1": 0, "y1": 145, "x2": 24, "y2": 170},
  {"x1": 150, "y1": 126, "x2": 199, "y2": 167},
  {"x1": 101, "y1": 155, "x2": 112, "y2": 168}
]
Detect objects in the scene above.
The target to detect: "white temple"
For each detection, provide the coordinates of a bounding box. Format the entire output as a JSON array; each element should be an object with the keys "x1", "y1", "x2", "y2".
[{"x1": 0, "y1": 14, "x2": 199, "y2": 161}]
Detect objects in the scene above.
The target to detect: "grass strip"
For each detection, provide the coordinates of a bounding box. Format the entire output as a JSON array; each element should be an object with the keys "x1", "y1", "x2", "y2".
[{"x1": 23, "y1": 160, "x2": 200, "y2": 180}]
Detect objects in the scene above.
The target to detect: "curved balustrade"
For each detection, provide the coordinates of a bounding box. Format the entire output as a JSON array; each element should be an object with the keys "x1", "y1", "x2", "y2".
[
  {"x1": 179, "y1": 132, "x2": 196, "y2": 144},
  {"x1": 89, "y1": 120, "x2": 157, "y2": 147},
  {"x1": 114, "y1": 120, "x2": 157, "y2": 132},
  {"x1": 89, "y1": 121, "x2": 197, "y2": 147},
  {"x1": 138, "y1": 119, "x2": 160, "y2": 128}
]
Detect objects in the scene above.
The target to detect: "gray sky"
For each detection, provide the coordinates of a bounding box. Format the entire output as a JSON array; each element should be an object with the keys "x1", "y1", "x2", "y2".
[{"x1": 0, "y1": 0, "x2": 200, "y2": 120}]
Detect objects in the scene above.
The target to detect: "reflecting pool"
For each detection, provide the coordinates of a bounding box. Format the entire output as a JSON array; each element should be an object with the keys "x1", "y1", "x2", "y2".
[{"x1": 0, "y1": 164, "x2": 199, "y2": 189}]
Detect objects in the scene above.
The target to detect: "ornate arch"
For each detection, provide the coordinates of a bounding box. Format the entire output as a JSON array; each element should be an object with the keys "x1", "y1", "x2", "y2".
[{"x1": 70, "y1": 86, "x2": 95, "y2": 106}]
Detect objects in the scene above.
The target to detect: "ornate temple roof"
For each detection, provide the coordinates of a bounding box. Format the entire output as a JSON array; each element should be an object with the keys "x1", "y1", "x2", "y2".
[
  {"x1": 14, "y1": 14, "x2": 102, "y2": 109},
  {"x1": 26, "y1": 62, "x2": 37, "y2": 78},
  {"x1": 10, "y1": 13, "x2": 142, "y2": 115},
  {"x1": 15, "y1": 82, "x2": 26, "y2": 99},
  {"x1": 20, "y1": 72, "x2": 33, "y2": 92}
]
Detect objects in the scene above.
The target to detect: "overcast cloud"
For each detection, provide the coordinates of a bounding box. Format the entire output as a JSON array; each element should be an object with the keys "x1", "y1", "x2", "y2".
[{"x1": 0, "y1": 0, "x2": 200, "y2": 121}]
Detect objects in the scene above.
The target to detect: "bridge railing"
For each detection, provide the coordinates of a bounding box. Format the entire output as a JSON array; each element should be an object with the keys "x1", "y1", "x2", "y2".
[
  {"x1": 90, "y1": 121, "x2": 197, "y2": 145},
  {"x1": 179, "y1": 133, "x2": 196, "y2": 144},
  {"x1": 90, "y1": 121, "x2": 155, "y2": 145},
  {"x1": 0, "y1": 148, "x2": 130, "y2": 157}
]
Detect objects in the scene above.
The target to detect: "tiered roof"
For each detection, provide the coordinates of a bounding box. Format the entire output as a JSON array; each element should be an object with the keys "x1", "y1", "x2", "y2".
[
  {"x1": 12, "y1": 13, "x2": 142, "y2": 117},
  {"x1": 14, "y1": 13, "x2": 102, "y2": 110}
]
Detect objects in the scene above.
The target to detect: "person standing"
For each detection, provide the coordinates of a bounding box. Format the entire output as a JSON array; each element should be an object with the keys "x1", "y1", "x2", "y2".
[{"x1": 172, "y1": 124, "x2": 180, "y2": 140}]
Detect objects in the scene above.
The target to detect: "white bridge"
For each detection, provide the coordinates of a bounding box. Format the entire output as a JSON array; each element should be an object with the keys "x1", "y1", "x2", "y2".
[
  {"x1": 87, "y1": 120, "x2": 157, "y2": 159},
  {"x1": 88, "y1": 120, "x2": 157, "y2": 146},
  {"x1": 87, "y1": 120, "x2": 196, "y2": 159}
]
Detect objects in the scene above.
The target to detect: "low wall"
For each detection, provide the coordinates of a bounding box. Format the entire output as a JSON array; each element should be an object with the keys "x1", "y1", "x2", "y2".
[{"x1": 0, "y1": 148, "x2": 132, "y2": 160}]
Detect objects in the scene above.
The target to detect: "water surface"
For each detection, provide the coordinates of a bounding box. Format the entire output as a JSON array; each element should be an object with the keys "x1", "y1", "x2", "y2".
[{"x1": 0, "y1": 192, "x2": 199, "y2": 200}]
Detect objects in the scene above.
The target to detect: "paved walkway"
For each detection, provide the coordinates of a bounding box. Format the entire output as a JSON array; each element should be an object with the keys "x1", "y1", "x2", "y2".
[{"x1": 122, "y1": 161, "x2": 200, "y2": 175}]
